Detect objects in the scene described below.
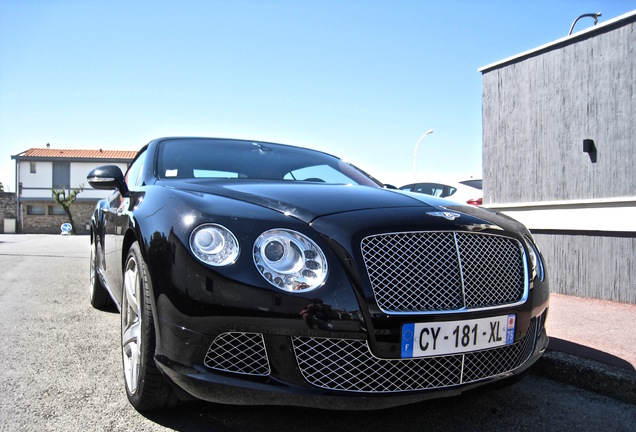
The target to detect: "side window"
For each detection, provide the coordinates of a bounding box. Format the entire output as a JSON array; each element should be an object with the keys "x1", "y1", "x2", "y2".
[
  {"x1": 125, "y1": 151, "x2": 146, "y2": 190},
  {"x1": 413, "y1": 183, "x2": 450, "y2": 197},
  {"x1": 442, "y1": 186, "x2": 457, "y2": 198},
  {"x1": 413, "y1": 183, "x2": 436, "y2": 195}
]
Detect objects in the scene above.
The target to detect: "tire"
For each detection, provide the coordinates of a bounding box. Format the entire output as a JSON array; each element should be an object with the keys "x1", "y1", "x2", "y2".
[
  {"x1": 121, "y1": 242, "x2": 177, "y2": 411},
  {"x1": 89, "y1": 239, "x2": 114, "y2": 309}
]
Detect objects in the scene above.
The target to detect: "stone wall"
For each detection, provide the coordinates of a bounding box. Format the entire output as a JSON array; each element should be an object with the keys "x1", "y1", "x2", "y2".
[
  {"x1": 0, "y1": 192, "x2": 17, "y2": 234},
  {"x1": 20, "y1": 201, "x2": 97, "y2": 235}
]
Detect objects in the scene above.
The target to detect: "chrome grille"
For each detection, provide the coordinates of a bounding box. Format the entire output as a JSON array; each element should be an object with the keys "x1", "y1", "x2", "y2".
[
  {"x1": 463, "y1": 318, "x2": 537, "y2": 382},
  {"x1": 293, "y1": 319, "x2": 537, "y2": 393},
  {"x1": 361, "y1": 232, "x2": 525, "y2": 313},
  {"x1": 204, "y1": 332, "x2": 271, "y2": 376}
]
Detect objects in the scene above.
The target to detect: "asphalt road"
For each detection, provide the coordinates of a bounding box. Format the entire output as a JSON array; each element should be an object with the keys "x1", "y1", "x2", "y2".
[{"x1": 0, "y1": 234, "x2": 634, "y2": 432}]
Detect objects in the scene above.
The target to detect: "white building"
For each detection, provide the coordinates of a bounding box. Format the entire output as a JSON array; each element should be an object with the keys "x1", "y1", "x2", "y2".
[{"x1": 11, "y1": 146, "x2": 137, "y2": 234}]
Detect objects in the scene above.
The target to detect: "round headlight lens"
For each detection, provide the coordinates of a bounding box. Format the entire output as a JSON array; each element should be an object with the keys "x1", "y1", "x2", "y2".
[
  {"x1": 253, "y1": 229, "x2": 328, "y2": 292},
  {"x1": 190, "y1": 224, "x2": 239, "y2": 266}
]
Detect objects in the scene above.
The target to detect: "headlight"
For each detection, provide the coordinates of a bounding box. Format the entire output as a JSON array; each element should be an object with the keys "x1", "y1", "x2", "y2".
[
  {"x1": 190, "y1": 223, "x2": 240, "y2": 266},
  {"x1": 253, "y1": 229, "x2": 328, "y2": 292},
  {"x1": 523, "y1": 234, "x2": 545, "y2": 282}
]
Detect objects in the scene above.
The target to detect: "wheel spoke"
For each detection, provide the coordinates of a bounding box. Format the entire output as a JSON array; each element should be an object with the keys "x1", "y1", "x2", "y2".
[
  {"x1": 124, "y1": 268, "x2": 140, "y2": 312},
  {"x1": 89, "y1": 247, "x2": 95, "y2": 287},
  {"x1": 122, "y1": 340, "x2": 140, "y2": 394},
  {"x1": 122, "y1": 256, "x2": 143, "y2": 395},
  {"x1": 122, "y1": 317, "x2": 141, "y2": 347}
]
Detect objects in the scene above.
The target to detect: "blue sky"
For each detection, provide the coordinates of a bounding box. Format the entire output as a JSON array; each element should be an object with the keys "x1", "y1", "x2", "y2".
[{"x1": 1, "y1": 0, "x2": 634, "y2": 191}]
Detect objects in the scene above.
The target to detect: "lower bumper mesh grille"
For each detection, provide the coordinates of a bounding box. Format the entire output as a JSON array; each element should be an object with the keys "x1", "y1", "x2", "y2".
[
  {"x1": 293, "y1": 318, "x2": 537, "y2": 393},
  {"x1": 204, "y1": 332, "x2": 271, "y2": 376}
]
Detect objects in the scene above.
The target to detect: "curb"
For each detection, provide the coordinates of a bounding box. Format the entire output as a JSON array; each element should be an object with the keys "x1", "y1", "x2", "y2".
[{"x1": 533, "y1": 350, "x2": 636, "y2": 405}]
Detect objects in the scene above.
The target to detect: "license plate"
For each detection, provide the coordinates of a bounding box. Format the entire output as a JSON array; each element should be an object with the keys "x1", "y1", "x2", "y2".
[{"x1": 401, "y1": 314, "x2": 516, "y2": 358}]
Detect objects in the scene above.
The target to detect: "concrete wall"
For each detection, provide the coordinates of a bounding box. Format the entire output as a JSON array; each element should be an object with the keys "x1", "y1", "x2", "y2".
[
  {"x1": 480, "y1": 11, "x2": 636, "y2": 303},
  {"x1": 534, "y1": 233, "x2": 635, "y2": 304},
  {"x1": 481, "y1": 17, "x2": 635, "y2": 204}
]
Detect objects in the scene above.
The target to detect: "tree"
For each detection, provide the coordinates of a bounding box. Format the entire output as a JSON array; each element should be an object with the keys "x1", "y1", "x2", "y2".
[
  {"x1": 0, "y1": 181, "x2": 4, "y2": 192},
  {"x1": 52, "y1": 184, "x2": 84, "y2": 235}
]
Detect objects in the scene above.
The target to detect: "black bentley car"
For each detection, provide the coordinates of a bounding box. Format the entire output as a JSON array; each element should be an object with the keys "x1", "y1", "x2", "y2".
[{"x1": 87, "y1": 137, "x2": 549, "y2": 411}]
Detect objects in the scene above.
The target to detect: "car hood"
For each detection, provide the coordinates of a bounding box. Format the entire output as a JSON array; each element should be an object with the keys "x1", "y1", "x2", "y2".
[{"x1": 159, "y1": 179, "x2": 512, "y2": 229}]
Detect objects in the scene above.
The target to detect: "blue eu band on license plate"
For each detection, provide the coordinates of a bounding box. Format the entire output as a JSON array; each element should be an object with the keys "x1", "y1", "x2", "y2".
[{"x1": 401, "y1": 314, "x2": 516, "y2": 358}]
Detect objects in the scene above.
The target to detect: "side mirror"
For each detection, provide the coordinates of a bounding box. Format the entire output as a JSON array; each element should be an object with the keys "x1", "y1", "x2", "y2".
[{"x1": 87, "y1": 165, "x2": 129, "y2": 196}]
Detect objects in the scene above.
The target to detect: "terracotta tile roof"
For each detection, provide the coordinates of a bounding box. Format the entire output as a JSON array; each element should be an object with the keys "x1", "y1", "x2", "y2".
[{"x1": 16, "y1": 148, "x2": 138, "y2": 160}]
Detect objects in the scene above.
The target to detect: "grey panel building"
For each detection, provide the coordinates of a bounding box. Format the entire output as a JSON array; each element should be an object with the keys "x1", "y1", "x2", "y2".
[{"x1": 479, "y1": 11, "x2": 635, "y2": 303}]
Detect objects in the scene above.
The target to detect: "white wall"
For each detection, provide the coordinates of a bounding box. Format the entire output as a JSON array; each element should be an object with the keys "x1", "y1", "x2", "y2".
[
  {"x1": 19, "y1": 161, "x2": 52, "y2": 189},
  {"x1": 487, "y1": 198, "x2": 636, "y2": 233}
]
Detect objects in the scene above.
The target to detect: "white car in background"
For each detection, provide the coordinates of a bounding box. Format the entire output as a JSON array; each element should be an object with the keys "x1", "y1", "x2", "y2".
[{"x1": 400, "y1": 178, "x2": 483, "y2": 205}]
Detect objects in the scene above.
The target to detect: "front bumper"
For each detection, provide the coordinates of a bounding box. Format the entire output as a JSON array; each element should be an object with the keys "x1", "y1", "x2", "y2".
[
  {"x1": 154, "y1": 308, "x2": 549, "y2": 410},
  {"x1": 149, "y1": 221, "x2": 550, "y2": 409}
]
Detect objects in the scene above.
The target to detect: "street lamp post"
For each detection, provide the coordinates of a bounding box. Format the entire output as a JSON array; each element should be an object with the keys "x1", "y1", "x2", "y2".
[
  {"x1": 413, "y1": 129, "x2": 433, "y2": 181},
  {"x1": 568, "y1": 12, "x2": 601, "y2": 35}
]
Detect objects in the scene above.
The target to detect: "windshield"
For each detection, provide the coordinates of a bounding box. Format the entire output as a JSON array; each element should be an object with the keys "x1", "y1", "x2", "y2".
[{"x1": 156, "y1": 138, "x2": 381, "y2": 187}]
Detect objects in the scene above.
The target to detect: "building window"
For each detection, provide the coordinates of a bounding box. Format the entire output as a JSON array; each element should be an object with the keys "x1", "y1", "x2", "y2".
[
  {"x1": 49, "y1": 205, "x2": 66, "y2": 215},
  {"x1": 27, "y1": 205, "x2": 46, "y2": 215},
  {"x1": 30, "y1": 162, "x2": 37, "y2": 173},
  {"x1": 52, "y1": 162, "x2": 70, "y2": 189}
]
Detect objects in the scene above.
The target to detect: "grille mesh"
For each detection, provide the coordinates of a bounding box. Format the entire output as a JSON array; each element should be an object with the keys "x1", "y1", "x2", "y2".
[
  {"x1": 463, "y1": 319, "x2": 537, "y2": 382},
  {"x1": 293, "y1": 319, "x2": 537, "y2": 393},
  {"x1": 204, "y1": 332, "x2": 271, "y2": 376},
  {"x1": 361, "y1": 232, "x2": 525, "y2": 313}
]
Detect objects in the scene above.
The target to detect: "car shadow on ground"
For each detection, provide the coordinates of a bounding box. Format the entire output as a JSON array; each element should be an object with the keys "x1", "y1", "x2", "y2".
[
  {"x1": 141, "y1": 398, "x2": 448, "y2": 432},
  {"x1": 139, "y1": 375, "x2": 530, "y2": 432}
]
